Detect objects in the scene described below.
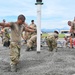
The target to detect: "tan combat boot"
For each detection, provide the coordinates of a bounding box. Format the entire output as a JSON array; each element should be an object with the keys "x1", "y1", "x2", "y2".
[{"x1": 10, "y1": 64, "x2": 17, "y2": 72}]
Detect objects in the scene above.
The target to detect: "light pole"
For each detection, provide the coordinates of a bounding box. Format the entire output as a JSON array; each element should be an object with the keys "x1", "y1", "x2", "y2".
[{"x1": 35, "y1": 0, "x2": 43, "y2": 53}]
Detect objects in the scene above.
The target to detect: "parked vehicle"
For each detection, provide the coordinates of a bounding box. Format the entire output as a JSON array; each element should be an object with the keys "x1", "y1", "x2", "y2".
[{"x1": 60, "y1": 30, "x2": 70, "y2": 37}]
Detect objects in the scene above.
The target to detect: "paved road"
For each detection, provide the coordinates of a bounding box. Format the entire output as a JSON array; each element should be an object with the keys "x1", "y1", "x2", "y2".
[{"x1": 0, "y1": 38, "x2": 75, "y2": 75}]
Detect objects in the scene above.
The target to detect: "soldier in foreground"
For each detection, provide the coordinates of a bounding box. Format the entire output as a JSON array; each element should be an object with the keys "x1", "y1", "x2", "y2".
[
  {"x1": 0, "y1": 14, "x2": 35, "y2": 72},
  {"x1": 46, "y1": 30, "x2": 59, "y2": 52}
]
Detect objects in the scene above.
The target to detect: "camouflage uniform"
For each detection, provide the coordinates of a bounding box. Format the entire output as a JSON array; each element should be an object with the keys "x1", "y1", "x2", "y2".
[
  {"x1": 26, "y1": 34, "x2": 43, "y2": 51},
  {"x1": 29, "y1": 23, "x2": 37, "y2": 37},
  {"x1": 26, "y1": 35, "x2": 37, "y2": 51},
  {"x1": 23, "y1": 23, "x2": 37, "y2": 44},
  {"x1": 46, "y1": 33, "x2": 58, "y2": 51},
  {"x1": 2, "y1": 29, "x2": 10, "y2": 46},
  {"x1": 9, "y1": 22, "x2": 25, "y2": 66},
  {"x1": 26, "y1": 22, "x2": 37, "y2": 49},
  {"x1": 10, "y1": 42, "x2": 20, "y2": 65}
]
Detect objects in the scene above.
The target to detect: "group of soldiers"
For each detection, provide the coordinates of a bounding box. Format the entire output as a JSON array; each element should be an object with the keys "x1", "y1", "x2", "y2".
[
  {"x1": 0, "y1": 19, "x2": 37, "y2": 49},
  {"x1": 0, "y1": 14, "x2": 75, "y2": 72},
  {"x1": 23, "y1": 20, "x2": 59, "y2": 52},
  {"x1": 25, "y1": 17, "x2": 75, "y2": 51},
  {"x1": 0, "y1": 18, "x2": 59, "y2": 53},
  {"x1": 0, "y1": 14, "x2": 60, "y2": 72}
]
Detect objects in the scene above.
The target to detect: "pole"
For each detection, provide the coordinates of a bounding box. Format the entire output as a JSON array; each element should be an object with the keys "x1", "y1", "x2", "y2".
[
  {"x1": 35, "y1": 1, "x2": 43, "y2": 53},
  {"x1": 37, "y1": 4, "x2": 41, "y2": 53}
]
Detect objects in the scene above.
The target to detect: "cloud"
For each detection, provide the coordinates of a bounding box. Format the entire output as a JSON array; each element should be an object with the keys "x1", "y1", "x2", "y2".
[{"x1": 0, "y1": 0, "x2": 74, "y2": 29}]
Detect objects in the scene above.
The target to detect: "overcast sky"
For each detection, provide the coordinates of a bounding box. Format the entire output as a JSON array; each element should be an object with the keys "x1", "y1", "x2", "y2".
[{"x1": 0, "y1": 0, "x2": 75, "y2": 29}]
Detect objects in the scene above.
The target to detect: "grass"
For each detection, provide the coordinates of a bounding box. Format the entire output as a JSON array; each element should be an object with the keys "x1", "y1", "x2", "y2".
[
  {"x1": 42, "y1": 33, "x2": 48, "y2": 38},
  {"x1": 42, "y1": 33, "x2": 65, "y2": 38},
  {"x1": 58, "y1": 34, "x2": 65, "y2": 38}
]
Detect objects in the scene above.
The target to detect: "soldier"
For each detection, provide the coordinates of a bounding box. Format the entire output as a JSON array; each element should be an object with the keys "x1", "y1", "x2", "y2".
[
  {"x1": 0, "y1": 14, "x2": 35, "y2": 72},
  {"x1": 68, "y1": 19, "x2": 75, "y2": 38},
  {"x1": 22, "y1": 21, "x2": 37, "y2": 44},
  {"x1": 25, "y1": 20, "x2": 37, "y2": 50},
  {"x1": 46, "y1": 30, "x2": 59, "y2": 52},
  {"x1": 29, "y1": 20, "x2": 37, "y2": 37},
  {"x1": 2, "y1": 28, "x2": 10, "y2": 47},
  {"x1": 26, "y1": 32, "x2": 42, "y2": 51},
  {"x1": 1, "y1": 19, "x2": 6, "y2": 43},
  {"x1": 22, "y1": 20, "x2": 37, "y2": 44}
]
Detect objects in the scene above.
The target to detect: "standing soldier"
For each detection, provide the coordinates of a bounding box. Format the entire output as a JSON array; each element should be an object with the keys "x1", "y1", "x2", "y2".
[
  {"x1": 0, "y1": 14, "x2": 35, "y2": 72},
  {"x1": 68, "y1": 18, "x2": 75, "y2": 48},
  {"x1": 46, "y1": 30, "x2": 59, "y2": 52},
  {"x1": 29, "y1": 20, "x2": 37, "y2": 36},
  {"x1": 68, "y1": 18, "x2": 75, "y2": 38},
  {"x1": 2, "y1": 28, "x2": 10, "y2": 47},
  {"x1": 22, "y1": 20, "x2": 37, "y2": 44},
  {"x1": 22, "y1": 21, "x2": 37, "y2": 44}
]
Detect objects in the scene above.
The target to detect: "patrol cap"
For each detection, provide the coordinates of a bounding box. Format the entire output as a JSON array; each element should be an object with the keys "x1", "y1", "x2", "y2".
[
  {"x1": 31, "y1": 20, "x2": 34, "y2": 22},
  {"x1": 36, "y1": 0, "x2": 42, "y2": 2}
]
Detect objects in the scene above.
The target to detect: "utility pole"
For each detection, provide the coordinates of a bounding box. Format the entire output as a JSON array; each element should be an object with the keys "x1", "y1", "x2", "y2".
[{"x1": 35, "y1": 0, "x2": 43, "y2": 53}]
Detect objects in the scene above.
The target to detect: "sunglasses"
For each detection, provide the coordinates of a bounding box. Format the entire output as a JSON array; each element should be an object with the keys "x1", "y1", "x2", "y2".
[{"x1": 22, "y1": 20, "x2": 25, "y2": 23}]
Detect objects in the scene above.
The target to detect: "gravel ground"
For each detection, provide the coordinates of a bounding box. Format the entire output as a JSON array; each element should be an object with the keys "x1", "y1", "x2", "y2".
[{"x1": 0, "y1": 43, "x2": 75, "y2": 75}]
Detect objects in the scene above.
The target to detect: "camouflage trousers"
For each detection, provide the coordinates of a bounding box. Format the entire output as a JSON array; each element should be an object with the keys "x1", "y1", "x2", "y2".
[
  {"x1": 27, "y1": 35, "x2": 37, "y2": 48},
  {"x1": 2, "y1": 37, "x2": 9, "y2": 44},
  {"x1": 46, "y1": 36, "x2": 57, "y2": 51},
  {"x1": 10, "y1": 42, "x2": 21, "y2": 65}
]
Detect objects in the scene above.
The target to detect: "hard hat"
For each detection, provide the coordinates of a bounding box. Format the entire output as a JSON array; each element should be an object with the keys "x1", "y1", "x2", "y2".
[{"x1": 54, "y1": 30, "x2": 59, "y2": 34}]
